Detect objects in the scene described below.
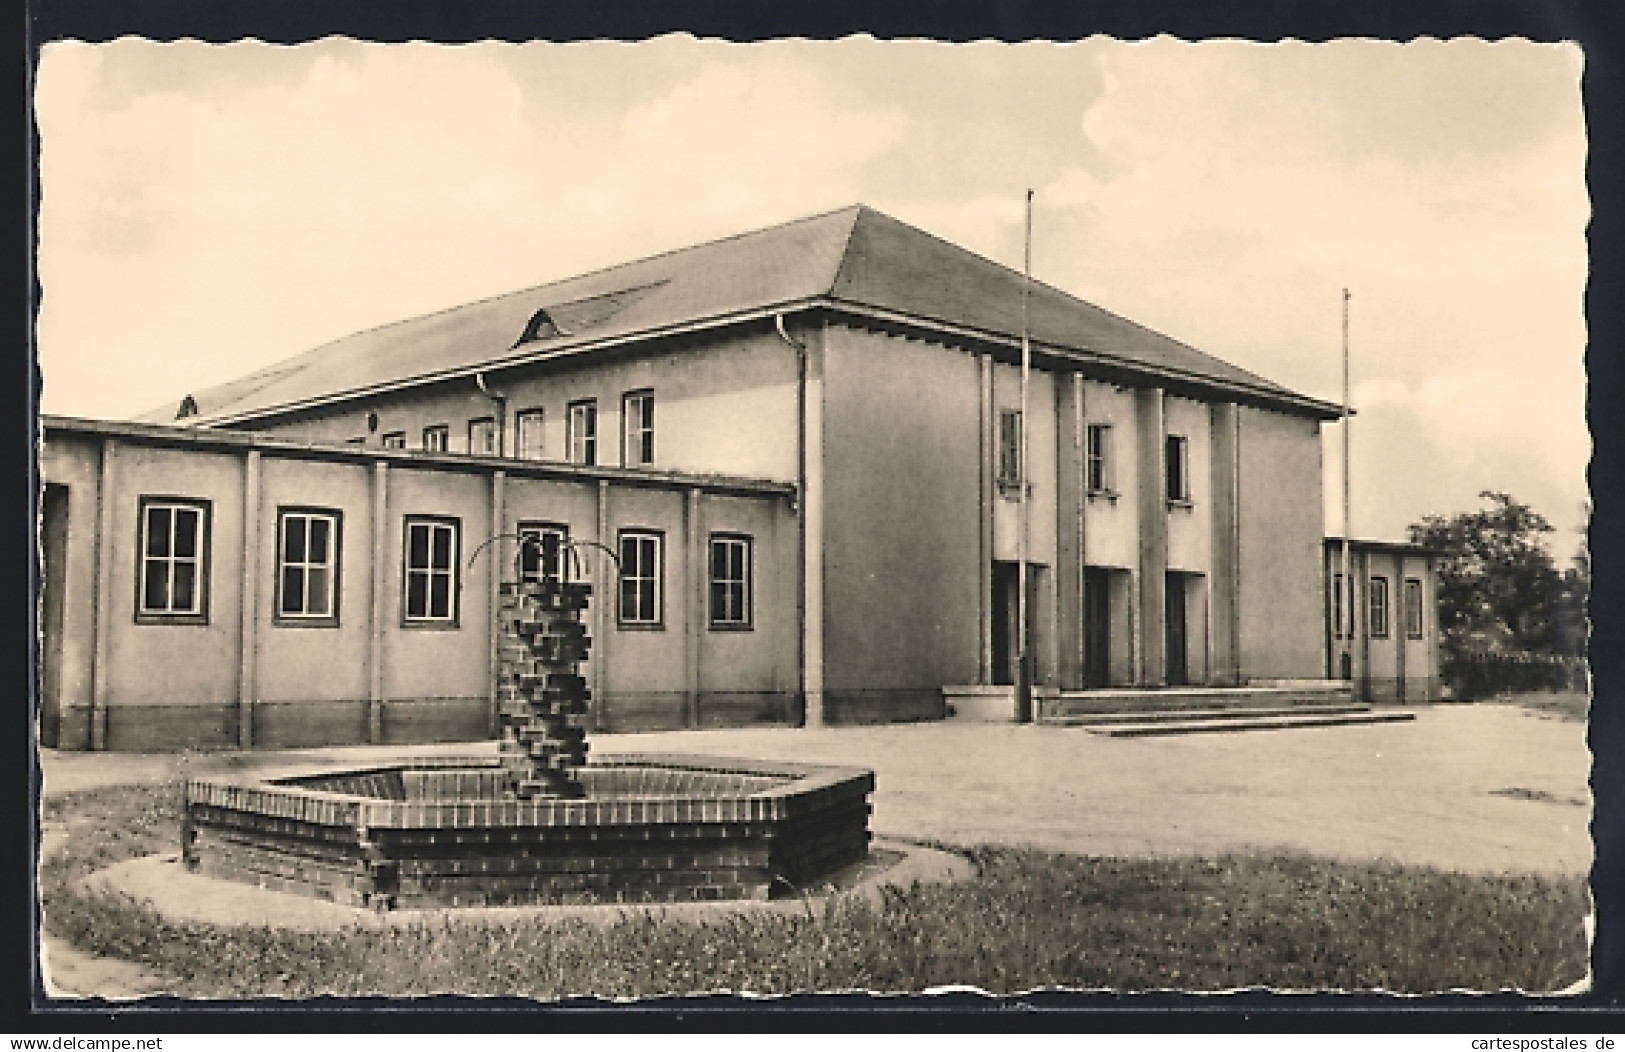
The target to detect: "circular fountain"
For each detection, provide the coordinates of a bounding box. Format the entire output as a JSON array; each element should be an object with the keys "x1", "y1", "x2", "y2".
[{"x1": 182, "y1": 536, "x2": 873, "y2": 909}]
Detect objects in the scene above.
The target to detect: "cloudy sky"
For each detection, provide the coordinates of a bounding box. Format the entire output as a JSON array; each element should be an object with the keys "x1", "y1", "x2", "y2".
[{"x1": 34, "y1": 37, "x2": 1588, "y2": 547}]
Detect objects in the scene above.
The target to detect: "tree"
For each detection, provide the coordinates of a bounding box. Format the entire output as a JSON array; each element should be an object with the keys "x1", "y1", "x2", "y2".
[{"x1": 1407, "y1": 491, "x2": 1568, "y2": 659}]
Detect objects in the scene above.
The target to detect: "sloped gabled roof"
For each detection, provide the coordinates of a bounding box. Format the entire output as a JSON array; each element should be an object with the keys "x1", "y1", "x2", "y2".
[{"x1": 148, "y1": 204, "x2": 1338, "y2": 425}]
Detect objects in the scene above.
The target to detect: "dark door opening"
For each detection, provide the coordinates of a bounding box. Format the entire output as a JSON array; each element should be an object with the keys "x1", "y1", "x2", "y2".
[
  {"x1": 1083, "y1": 566, "x2": 1111, "y2": 688},
  {"x1": 40, "y1": 484, "x2": 68, "y2": 748},
  {"x1": 991, "y1": 561, "x2": 1018, "y2": 686},
  {"x1": 1165, "y1": 572, "x2": 1189, "y2": 687}
]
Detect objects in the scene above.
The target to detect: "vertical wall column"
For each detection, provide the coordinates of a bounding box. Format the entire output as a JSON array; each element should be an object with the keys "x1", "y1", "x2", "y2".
[
  {"x1": 802, "y1": 329, "x2": 826, "y2": 728},
  {"x1": 1394, "y1": 555, "x2": 1408, "y2": 702},
  {"x1": 977, "y1": 351, "x2": 995, "y2": 684},
  {"x1": 683, "y1": 487, "x2": 702, "y2": 727},
  {"x1": 487, "y1": 469, "x2": 505, "y2": 737},
  {"x1": 88, "y1": 438, "x2": 118, "y2": 751},
  {"x1": 1135, "y1": 388, "x2": 1168, "y2": 686},
  {"x1": 1358, "y1": 548, "x2": 1372, "y2": 701},
  {"x1": 1056, "y1": 372, "x2": 1087, "y2": 689},
  {"x1": 1208, "y1": 403, "x2": 1242, "y2": 686},
  {"x1": 367, "y1": 461, "x2": 389, "y2": 744},
  {"x1": 593, "y1": 479, "x2": 611, "y2": 731},
  {"x1": 237, "y1": 450, "x2": 262, "y2": 748}
]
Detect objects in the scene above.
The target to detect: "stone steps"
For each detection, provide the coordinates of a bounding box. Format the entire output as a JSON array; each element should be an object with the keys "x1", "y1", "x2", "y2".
[
  {"x1": 1076, "y1": 710, "x2": 1417, "y2": 738},
  {"x1": 1045, "y1": 703, "x2": 1376, "y2": 726},
  {"x1": 1046, "y1": 685, "x2": 1353, "y2": 718}
]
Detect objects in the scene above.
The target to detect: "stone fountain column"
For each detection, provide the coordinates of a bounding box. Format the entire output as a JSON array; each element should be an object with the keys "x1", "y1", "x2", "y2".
[{"x1": 496, "y1": 534, "x2": 591, "y2": 799}]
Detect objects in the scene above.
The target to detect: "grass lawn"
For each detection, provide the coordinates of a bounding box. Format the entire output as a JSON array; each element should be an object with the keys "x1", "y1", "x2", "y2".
[{"x1": 41, "y1": 781, "x2": 1590, "y2": 998}]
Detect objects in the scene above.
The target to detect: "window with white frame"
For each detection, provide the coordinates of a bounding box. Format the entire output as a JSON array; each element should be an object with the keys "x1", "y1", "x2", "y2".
[
  {"x1": 518, "y1": 521, "x2": 570, "y2": 583},
  {"x1": 137, "y1": 497, "x2": 210, "y2": 621},
  {"x1": 514, "y1": 408, "x2": 545, "y2": 461},
  {"x1": 709, "y1": 533, "x2": 752, "y2": 629},
  {"x1": 403, "y1": 516, "x2": 459, "y2": 624},
  {"x1": 618, "y1": 529, "x2": 663, "y2": 626},
  {"x1": 1369, "y1": 575, "x2": 1390, "y2": 638},
  {"x1": 567, "y1": 400, "x2": 597, "y2": 465},
  {"x1": 1086, "y1": 423, "x2": 1113, "y2": 494},
  {"x1": 997, "y1": 409, "x2": 1022, "y2": 493},
  {"x1": 622, "y1": 389, "x2": 655, "y2": 467},
  {"x1": 1404, "y1": 577, "x2": 1425, "y2": 639},
  {"x1": 277, "y1": 508, "x2": 341, "y2": 624},
  {"x1": 468, "y1": 417, "x2": 497, "y2": 457},
  {"x1": 381, "y1": 432, "x2": 407, "y2": 450},
  {"x1": 1166, "y1": 435, "x2": 1190, "y2": 503},
  {"x1": 422, "y1": 425, "x2": 449, "y2": 453}
]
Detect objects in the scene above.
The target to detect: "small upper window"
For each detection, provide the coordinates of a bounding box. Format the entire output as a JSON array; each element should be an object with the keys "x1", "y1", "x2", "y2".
[
  {"x1": 1087, "y1": 423, "x2": 1113, "y2": 494},
  {"x1": 515, "y1": 408, "x2": 545, "y2": 461},
  {"x1": 1369, "y1": 575, "x2": 1391, "y2": 639},
  {"x1": 468, "y1": 417, "x2": 497, "y2": 457},
  {"x1": 997, "y1": 409, "x2": 1022, "y2": 494},
  {"x1": 277, "y1": 508, "x2": 341, "y2": 625},
  {"x1": 1331, "y1": 572, "x2": 1349, "y2": 639},
  {"x1": 1166, "y1": 435, "x2": 1190, "y2": 503},
  {"x1": 403, "y1": 516, "x2": 460, "y2": 625},
  {"x1": 381, "y1": 432, "x2": 407, "y2": 450},
  {"x1": 137, "y1": 497, "x2": 210, "y2": 622},
  {"x1": 568, "y1": 400, "x2": 598, "y2": 466},
  {"x1": 1404, "y1": 578, "x2": 1425, "y2": 638},
  {"x1": 622, "y1": 390, "x2": 655, "y2": 467},
  {"x1": 422, "y1": 425, "x2": 450, "y2": 453}
]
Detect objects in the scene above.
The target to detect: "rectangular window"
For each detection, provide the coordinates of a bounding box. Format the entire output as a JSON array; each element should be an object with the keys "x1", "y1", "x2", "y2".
[
  {"x1": 136, "y1": 497, "x2": 210, "y2": 622},
  {"x1": 422, "y1": 425, "x2": 449, "y2": 453},
  {"x1": 997, "y1": 409, "x2": 1022, "y2": 493},
  {"x1": 1332, "y1": 571, "x2": 1346, "y2": 639},
  {"x1": 381, "y1": 432, "x2": 407, "y2": 450},
  {"x1": 1404, "y1": 577, "x2": 1425, "y2": 639},
  {"x1": 518, "y1": 521, "x2": 570, "y2": 583},
  {"x1": 618, "y1": 529, "x2": 663, "y2": 626},
  {"x1": 1166, "y1": 435, "x2": 1190, "y2": 503},
  {"x1": 709, "y1": 534, "x2": 752, "y2": 629},
  {"x1": 567, "y1": 400, "x2": 597, "y2": 465},
  {"x1": 1086, "y1": 423, "x2": 1113, "y2": 494},
  {"x1": 1370, "y1": 575, "x2": 1390, "y2": 639},
  {"x1": 403, "y1": 516, "x2": 459, "y2": 625},
  {"x1": 276, "y1": 508, "x2": 341, "y2": 625},
  {"x1": 468, "y1": 417, "x2": 496, "y2": 457},
  {"x1": 514, "y1": 408, "x2": 545, "y2": 461},
  {"x1": 622, "y1": 389, "x2": 655, "y2": 467}
]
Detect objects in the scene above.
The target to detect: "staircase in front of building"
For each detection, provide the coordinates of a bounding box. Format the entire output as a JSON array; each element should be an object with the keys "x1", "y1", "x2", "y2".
[{"x1": 1042, "y1": 680, "x2": 1415, "y2": 737}]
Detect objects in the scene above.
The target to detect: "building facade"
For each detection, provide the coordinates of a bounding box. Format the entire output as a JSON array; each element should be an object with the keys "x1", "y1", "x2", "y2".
[
  {"x1": 1324, "y1": 538, "x2": 1443, "y2": 702},
  {"x1": 40, "y1": 205, "x2": 1429, "y2": 749}
]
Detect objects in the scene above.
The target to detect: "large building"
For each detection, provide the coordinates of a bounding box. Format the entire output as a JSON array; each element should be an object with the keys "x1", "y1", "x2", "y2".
[{"x1": 38, "y1": 205, "x2": 1438, "y2": 750}]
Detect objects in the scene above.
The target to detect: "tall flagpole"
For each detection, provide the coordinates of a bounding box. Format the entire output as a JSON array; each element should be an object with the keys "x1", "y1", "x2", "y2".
[
  {"x1": 1017, "y1": 189, "x2": 1034, "y2": 723},
  {"x1": 1340, "y1": 288, "x2": 1353, "y2": 683}
]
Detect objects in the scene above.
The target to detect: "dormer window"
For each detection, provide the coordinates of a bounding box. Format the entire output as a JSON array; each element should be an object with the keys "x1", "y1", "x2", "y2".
[
  {"x1": 516, "y1": 307, "x2": 566, "y2": 345},
  {"x1": 175, "y1": 395, "x2": 199, "y2": 421}
]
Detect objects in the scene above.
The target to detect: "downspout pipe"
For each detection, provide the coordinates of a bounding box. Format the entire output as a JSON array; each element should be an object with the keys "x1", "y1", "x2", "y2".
[
  {"x1": 475, "y1": 371, "x2": 507, "y2": 458},
  {"x1": 775, "y1": 313, "x2": 815, "y2": 728}
]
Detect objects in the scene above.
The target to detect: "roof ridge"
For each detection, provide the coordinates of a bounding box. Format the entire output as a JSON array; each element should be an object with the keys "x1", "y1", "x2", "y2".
[{"x1": 835, "y1": 206, "x2": 1290, "y2": 394}]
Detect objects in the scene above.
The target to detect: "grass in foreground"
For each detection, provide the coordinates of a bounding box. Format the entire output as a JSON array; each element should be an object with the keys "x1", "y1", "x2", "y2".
[{"x1": 40, "y1": 782, "x2": 1589, "y2": 998}]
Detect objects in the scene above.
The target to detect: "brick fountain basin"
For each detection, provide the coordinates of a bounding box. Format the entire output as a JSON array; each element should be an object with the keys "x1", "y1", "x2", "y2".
[{"x1": 183, "y1": 753, "x2": 875, "y2": 909}]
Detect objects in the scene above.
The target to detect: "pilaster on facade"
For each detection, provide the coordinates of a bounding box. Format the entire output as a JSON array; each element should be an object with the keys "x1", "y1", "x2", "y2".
[
  {"x1": 1208, "y1": 402, "x2": 1242, "y2": 687},
  {"x1": 1135, "y1": 387, "x2": 1168, "y2": 686}
]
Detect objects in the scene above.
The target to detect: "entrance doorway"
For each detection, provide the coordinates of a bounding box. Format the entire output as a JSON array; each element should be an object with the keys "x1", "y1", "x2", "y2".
[
  {"x1": 40, "y1": 484, "x2": 68, "y2": 748},
  {"x1": 991, "y1": 561, "x2": 1041, "y2": 687},
  {"x1": 1165, "y1": 571, "x2": 1189, "y2": 687},
  {"x1": 1082, "y1": 566, "x2": 1111, "y2": 688}
]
